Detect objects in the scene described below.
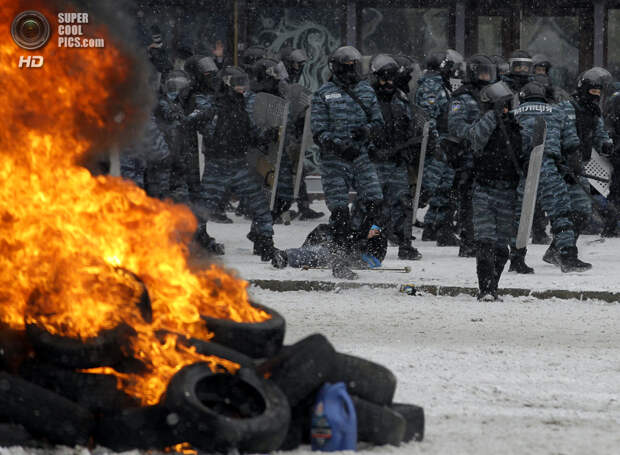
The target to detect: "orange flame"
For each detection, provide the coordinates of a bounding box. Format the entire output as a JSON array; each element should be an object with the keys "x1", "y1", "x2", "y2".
[{"x1": 0, "y1": 2, "x2": 267, "y2": 405}]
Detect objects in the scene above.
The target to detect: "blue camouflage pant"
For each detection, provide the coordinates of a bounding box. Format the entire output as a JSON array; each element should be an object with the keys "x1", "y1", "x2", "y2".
[
  {"x1": 473, "y1": 182, "x2": 516, "y2": 248},
  {"x1": 275, "y1": 150, "x2": 295, "y2": 202},
  {"x1": 512, "y1": 158, "x2": 575, "y2": 252},
  {"x1": 422, "y1": 157, "x2": 455, "y2": 228},
  {"x1": 373, "y1": 161, "x2": 411, "y2": 242},
  {"x1": 120, "y1": 154, "x2": 146, "y2": 189},
  {"x1": 196, "y1": 158, "x2": 274, "y2": 237},
  {"x1": 319, "y1": 151, "x2": 383, "y2": 211},
  {"x1": 567, "y1": 177, "x2": 592, "y2": 235}
]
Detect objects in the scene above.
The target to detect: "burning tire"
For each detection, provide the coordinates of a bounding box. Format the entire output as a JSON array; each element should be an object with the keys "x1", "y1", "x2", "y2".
[
  {"x1": 176, "y1": 335, "x2": 256, "y2": 369},
  {"x1": 163, "y1": 363, "x2": 290, "y2": 453},
  {"x1": 94, "y1": 405, "x2": 184, "y2": 451},
  {"x1": 0, "y1": 372, "x2": 94, "y2": 446},
  {"x1": 257, "y1": 333, "x2": 336, "y2": 407},
  {"x1": 19, "y1": 359, "x2": 139, "y2": 413},
  {"x1": 0, "y1": 327, "x2": 30, "y2": 373},
  {"x1": 390, "y1": 402, "x2": 425, "y2": 442},
  {"x1": 329, "y1": 352, "x2": 397, "y2": 405},
  {"x1": 25, "y1": 323, "x2": 135, "y2": 369},
  {"x1": 201, "y1": 302, "x2": 285, "y2": 359},
  {"x1": 352, "y1": 395, "x2": 406, "y2": 446}
]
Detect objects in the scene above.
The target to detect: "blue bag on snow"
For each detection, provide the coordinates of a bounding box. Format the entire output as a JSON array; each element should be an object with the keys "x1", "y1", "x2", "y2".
[{"x1": 311, "y1": 382, "x2": 357, "y2": 452}]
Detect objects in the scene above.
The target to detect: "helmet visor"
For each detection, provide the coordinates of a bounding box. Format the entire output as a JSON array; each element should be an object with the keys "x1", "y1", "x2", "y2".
[
  {"x1": 510, "y1": 58, "x2": 533, "y2": 75},
  {"x1": 223, "y1": 73, "x2": 250, "y2": 90},
  {"x1": 471, "y1": 62, "x2": 497, "y2": 83},
  {"x1": 165, "y1": 76, "x2": 190, "y2": 93}
]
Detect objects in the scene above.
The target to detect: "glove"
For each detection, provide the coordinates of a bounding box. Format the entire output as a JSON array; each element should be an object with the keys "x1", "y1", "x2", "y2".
[
  {"x1": 334, "y1": 139, "x2": 360, "y2": 161},
  {"x1": 351, "y1": 125, "x2": 370, "y2": 141},
  {"x1": 493, "y1": 100, "x2": 508, "y2": 119},
  {"x1": 566, "y1": 150, "x2": 583, "y2": 176},
  {"x1": 602, "y1": 141, "x2": 614, "y2": 158}
]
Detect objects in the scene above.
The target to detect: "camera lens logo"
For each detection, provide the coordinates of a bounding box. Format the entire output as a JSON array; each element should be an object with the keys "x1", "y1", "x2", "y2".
[{"x1": 11, "y1": 11, "x2": 51, "y2": 50}]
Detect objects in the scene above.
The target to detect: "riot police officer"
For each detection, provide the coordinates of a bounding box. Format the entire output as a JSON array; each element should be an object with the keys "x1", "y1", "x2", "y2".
[
  {"x1": 369, "y1": 54, "x2": 422, "y2": 260},
  {"x1": 467, "y1": 81, "x2": 522, "y2": 300},
  {"x1": 511, "y1": 81, "x2": 592, "y2": 273},
  {"x1": 416, "y1": 49, "x2": 464, "y2": 247},
  {"x1": 544, "y1": 68, "x2": 615, "y2": 264},
  {"x1": 311, "y1": 46, "x2": 384, "y2": 279},
  {"x1": 447, "y1": 54, "x2": 495, "y2": 257}
]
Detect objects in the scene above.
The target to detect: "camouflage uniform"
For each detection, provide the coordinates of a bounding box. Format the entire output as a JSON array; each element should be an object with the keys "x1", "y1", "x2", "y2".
[
  {"x1": 311, "y1": 78, "x2": 383, "y2": 222},
  {"x1": 415, "y1": 72, "x2": 456, "y2": 237},
  {"x1": 559, "y1": 98, "x2": 612, "y2": 236},
  {"x1": 511, "y1": 101, "x2": 579, "y2": 254},
  {"x1": 467, "y1": 108, "x2": 523, "y2": 296},
  {"x1": 448, "y1": 85, "x2": 481, "y2": 254},
  {"x1": 121, "y1": 114, "x2": 171, "y2": 199},
  {"x1": 357, "y1": 86, "x2": 422, "y2": 259},
  {"x1": 189, "y1": 91, "x2": 275, "y2": 238},
  {"x1": 155, "y1": 94, "x2": 191, "y2": 203}
]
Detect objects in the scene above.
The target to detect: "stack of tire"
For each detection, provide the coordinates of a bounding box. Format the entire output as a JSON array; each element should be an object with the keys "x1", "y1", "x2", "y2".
[{"x1": 0, "y1": 301, "x2": 424, "y2": 453}]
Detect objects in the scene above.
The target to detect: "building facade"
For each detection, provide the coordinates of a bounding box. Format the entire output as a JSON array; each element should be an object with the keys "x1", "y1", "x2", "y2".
[{"x1": 136, "y1": 0, "x2": 620, "y2": 91}]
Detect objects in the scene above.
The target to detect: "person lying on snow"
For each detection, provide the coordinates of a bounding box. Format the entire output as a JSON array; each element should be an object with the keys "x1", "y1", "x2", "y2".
[{"x1": 271, "y1": 222, "x2": 387, "y2": 280}]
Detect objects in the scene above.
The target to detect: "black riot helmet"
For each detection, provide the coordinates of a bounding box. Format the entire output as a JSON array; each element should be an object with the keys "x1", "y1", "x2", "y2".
[
  {"x1": 479, "y1": 81, "x2": 513, "y2": 104},
  {"x1": 391, "y1": 54, "x2": 420, "y2": 94},
  {"x1": 577, "y1": 67, "x2": 612, "y2": 99},
  {"x1": 184, "y1": 55, "x2": 219, "y2": 92},
  {"x1": 370, "y1": 54, "x2": 399, "y2": 98},
  {"x1": 250, "y1": 57, "x2": 288, "y2": 93},
  {"x1": 329, "y1": 46, "x2": 363, "y2": 85},
  {"x1": 532, "y1": 54, "x2": 552, "y2": 75},
  {"x1": 466, "y1": 54, "x2": 496, "y2": 87},
  {"x1": 241, "y1": 45, "x2": 268, "y2": 68},
  {"x1": 280, "y1": 47, "x2": 308, "y2": 83},
  {"x1": 426, "y1": 49, "x2": 464, "y2": 82},
  {"x1": 164, "y1": 69, "x2": 192, "y2": 102},
  {"x1": 508, "y1": 49, "x2": 533, "y2": 77},
  {"x1": 490, "y1": 55, "x2": 509, "y2": 79},
  {"x1": 426, "y1": 51, "x2": 446, "y2": 71},
  {"x1": 219, "y1": 66, "x2": 250, "y2": 95},
  {"x1": 519, "y1": 81, "x2": 548, "y2": 103}
]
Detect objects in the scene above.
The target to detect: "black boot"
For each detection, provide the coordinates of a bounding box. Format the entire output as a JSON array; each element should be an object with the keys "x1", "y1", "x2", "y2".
[
  {"x1": 271, "y1": 249, "x2": 288, "y2": 269},
  {"x1": 254, "y1": 236, "x2": 277, "y2": 262},
  {"x1": 508, "y1": 247, "x2": 534, "y2": 274},
  {"x1": 436, "y1": 226, "x2": 459, "y2": 246},
  {"x1": 476, "y1": 243, "x2": 496, "y2": 301},
  {"x1": 193, "y1": 225, "x2": 225, "y2": 255},
  {"x1": 492, "y1": 246, "x2": 509, "y2": 300},
  {"x1": 297, "y1": 200, "x2": 325, "y2": 220},
  {"x1": 542, "y1": 242, "x2": 560, "y2": 266},
  {"x1": 421, "y1": 225, "x2": 437, "y2": 241},
  {"x1": 558, "y1": 246, "x2": 592, "y2": 273},
  {"x1": 458, "y1": 241, "x2": 476, "y2": 257},
  {"x1": 398, "y1": 244, "x2": 422, "y2": 260}
]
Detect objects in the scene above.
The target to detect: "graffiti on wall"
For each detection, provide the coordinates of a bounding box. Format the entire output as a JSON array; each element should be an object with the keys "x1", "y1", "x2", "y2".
[{"x1": 250, "y1": 8, "x2": 341, "y2": 92}]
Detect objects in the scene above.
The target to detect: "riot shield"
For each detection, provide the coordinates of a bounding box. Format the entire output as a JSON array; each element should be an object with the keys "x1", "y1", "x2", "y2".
[
  {"x1": 584, "y1": 148, "x2": 612, "y2": 197},
  {"x1": 253, "y1": 92, "x2": 290, "y2": 210},
  {"x1": 516, "y1": 117, "x2": 547, "y2": 249},
  {"x1": 410, "y1": 104, "x2": 430, "y2": 222},
  {"x1": 294, "y1": 107, "x2": 313, "y2": 200}
]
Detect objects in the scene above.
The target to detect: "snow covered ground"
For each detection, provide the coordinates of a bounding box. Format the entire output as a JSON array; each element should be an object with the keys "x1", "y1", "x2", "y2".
[
  {"x1": 3, "y1": 202, "x2": 619, "y2": 455},
  {"x1": 209, "y1": 200, "x2": 620, "y2": 294}
]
